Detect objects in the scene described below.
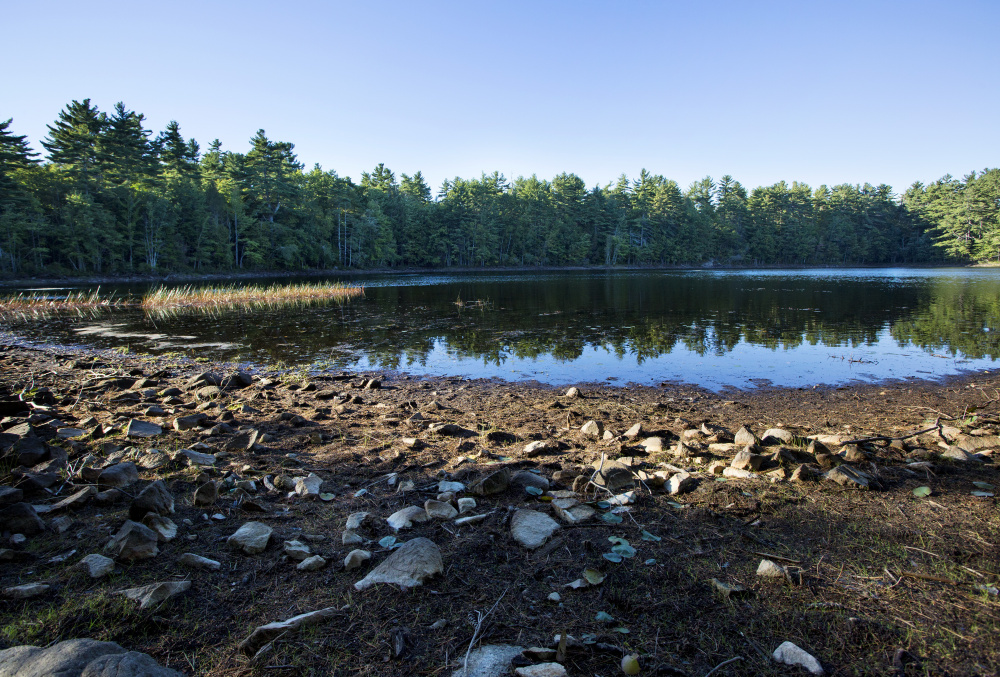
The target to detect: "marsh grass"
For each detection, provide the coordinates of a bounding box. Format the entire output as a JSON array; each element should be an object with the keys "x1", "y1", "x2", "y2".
[{"x1": 0, "y1": 281, "x2": 364, "y2": 321}]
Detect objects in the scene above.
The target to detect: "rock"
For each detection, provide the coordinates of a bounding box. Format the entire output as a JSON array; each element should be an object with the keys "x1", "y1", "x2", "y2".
[
  {"x1": 388, "y1": 505, "x2": 431, "y2": 531},
  {"x1": 453, "y1": 644, "x2": 526, "y2": 677},
  {"x1": 227, "y1": 521, "x2": 272, "y2": 554},
  {"x1": 455, "y1": 514, "x2": 487, "y2": 526},
  {"x1": 839, "y1": 444, "x2": 867, "y2": 463},
  {"x1": 354, "y1": 537, "x2": 443, "y2": 591},
  {"x1": 345, "y1": 512, "x2": 370, "y2": 531},
  {"x1": 791, "y1": 464, "x2": 818, "y2": 482},
  {"x1": 941, "y1": 446, "x2": 977, "y2": 462},
  {"x1": 195, "y1": 385, "x2": 222, "y2": 401},
  {"x1": 134, "y1": 450, "x2": 167, "y2": 470},
  {"x1": 731, "y1": 447, "x2": 766, "y2": 471},
  {"x1": 50, "y1": 516, "x2": 73, "y2": 533},
  {"x1": 225, "y1": 430, "x2": 261, "y2": 453},
  {"x1": 105, "y1": 521, "x2": 159, "y2": 561},
  {"x1": 193, "y1": 481, "x2": 218, "y2": 506},
  {"x1": 297, "y1": 555, "x2": 326, "y2": 571},
  {"x1": 129, "y1": 481, "x2": 174, "y2": 520},
  {"x1": 591, "y1": 458, "x2": 634, "y2": 493},
  {"x1": 428, "y1": 422, "x2": 476, "y2": 437},
  {"x1": 722, "y1": 467, "x2": 755, "y2": 479},
  {"x1": 757, "y1": 559, "x2": 787, "y2": 578},
  {"x1": 118, "y1": 581, "x2": 190, "y2": 609},
  {"x1": 175, "y1": 449, "x2": 216, "y2": 466},
  {"x1": 0, "y1": 487, "x2": 23, "y2": 507},
  {"x1": 438, "y1": 480, "x2": 465, "y2": 493},
  {"x1": 762, "y1": 428, "x2": 795, "y2": 445},
  {"x1": 4, "y1": 583, "x2": 49, "y2": 599},
  {"x1": 424, "y1": 500, "x2": 459, "y2": 520},
  {"x1": 580, "y1": 420, "x2": 603, "y2": 438},
  {"x1": 957, "y1": 434, "x2": 1000, "y2": 452},
  {"x1": 95, "y1": 489, "x2": 123, "y2": 505},
  {"x1": 515, "y1": 664, "x2": 567, "y2": 677},
  {"x1": 641, "y1": 437, "x2": 664, "y2": 453},
  {"x1": 564, "y1": 387, "x2": 580, "y2": 398},
  {"x1": 12, "y1": 437, "x2": 49, "y2": 467},
  {"x1": 470, "y1": 469, "x2": 510, "y2": 496},
  {"x1": 824, "y1": 465, "x2": 872, "y2": 489},
  {"x1": 0, "y1": 503, "x2": 44, "y2": 535},
  {"x1": 667, "y1": 472, "x2": 696, "y2": 495},
  {"x1": 457, "y1": 497, "x2": 477, "y2": 513},
  {"x1": 294, "y1": 473, "x2": 322, "y2": 498},
  {"x1": 125, "y1": 419, "x2": 161, "y2": 438},
  {"x1": 141, "y1": 514, "x2": 177, "y2": 542},
  {"x1": 624, "y1": 423, "x2": 644, "y2": 439},
  {"x1": 511, "y1": 471, "x2": 549, "y2": 492},
  {"x1": 172, "y1": 414, "x2": 208, "y2": 431},
  {"x1": 523, "y1": 440, "x2": 557, "y2": 457},
  {"x1": 510, "y1": 509, "x2": 560, "y2": 549},
  {"x1": 283, "y1": 540, "x2": 312, "y2": 561},
  {"x1": 239, "y1": 607, "x2": 340, "y2": 654},
  {"x1": 734, "y1": 426, "x2": 759, "y2": 445},
  {"x1": 772, "y1": 641, "x2": 824, "y2": 675},
  {"x1": 0, "y1": 638, "x2": 182, "y2": 676},
  {"x1": 47, "y1": 486, "x2": 95, "y2": 513},
  {"x1": 551, "y1": 498, "x2": 595, "y2": 524},
  {"x1": 76, "y1": 553, "x2": 115, "y2": 578},
  {"x1": 344, "y1": 549, "x2": 372, "y2": 570},
  {"x1": 342, "y1": 530, "x2": 364, "y2": 545},
  {"x1": 178, "y1": 552, "x2": 221, "y2": 570},
  {"x1": 98, "y1": 462, "x2": 138, "y2": 489}
]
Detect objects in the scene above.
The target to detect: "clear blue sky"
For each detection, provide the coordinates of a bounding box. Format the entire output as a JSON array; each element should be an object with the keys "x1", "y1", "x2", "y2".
[{"x1": 7, "y1": 0, "x2": 998, "y2": 195}]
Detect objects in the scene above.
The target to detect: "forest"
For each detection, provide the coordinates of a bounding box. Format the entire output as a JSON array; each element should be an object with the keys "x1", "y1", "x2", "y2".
[{"x1": 0, "y1": 99, "x2": 997, "y2": 277}]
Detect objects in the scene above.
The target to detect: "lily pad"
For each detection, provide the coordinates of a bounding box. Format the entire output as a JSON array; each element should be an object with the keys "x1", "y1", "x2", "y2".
[
  {"x1": 913, "y1": 486, "x2": 932, "y2": 498},
  {"x1": 602, "y1": 552, "x2": 624, "y2": 563},
  {"x1": 583, "y1": 568, "x2": 605, "y2": 585},
  {"x1": 611, "y1": 544, "x2": 636, "y2": 558},
  {"x1": 595, "y1": 611, "x2": 615, "y2": 623}
]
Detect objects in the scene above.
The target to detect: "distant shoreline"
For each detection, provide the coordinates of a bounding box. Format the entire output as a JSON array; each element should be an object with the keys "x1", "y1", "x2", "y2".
[{"x1": 0, "y1": 261, "x2": 965, "y2": 289}]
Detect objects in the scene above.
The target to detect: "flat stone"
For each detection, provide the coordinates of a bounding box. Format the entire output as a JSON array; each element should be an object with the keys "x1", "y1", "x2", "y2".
[
  {"x1": 732, "y1": 447, "x2": 766, "y2": 471},
  {"x1": 178, "y1": 552, "x2": 221, "y2": 570},
  {"x1": 227, "y1": 521, "x2": 272, "y2": 554},
  {"x1": 824, "y1": 465, "x2": 872, "y2": 489},
  {"x1": 283, "y1": 540, "x2": 312, "y2": 561},
  {"x1": 762, "y1": 428, "x2": 795, "y2": 445},
  {"x1": 0, "y1": 638, "x2": 183, "y2": 677},
  {"x1": 76, "y1": 553, "x2": 115, "y2": 578},
  {"x1": 641, "y1": 437, "x2": 664, "y2": 453},
  {"x1": 4, "y1": 583, "x2": 49, "y2": 599},
  {"x1": 438, "y1": 480, "x2": 465, "y2": 493},
  {"x1": 239, "y1": 607, "x2": 340, "y2": 654},
  {"x1": 734, "y1": 426, "x2": 758, "y2": 445},
  {"x1": 772, "y1": 641, "x2": 824, "y2": 675},
  {"x1": 388, "y1": 505, "x2": 431, "y2": 531},
  {"x1": 524, "y1": 440, "x2": 557, "y2": 456},
  {"x1": 175, "y1": 449, "x2": 216, "y2": 466},
  {"x1": 13, "y1": 437, "x2": 49, "y2": 466},
  {"x1": 173, "y1": 414, "x2": 208, "y2": 431},
  {"x1": 105, "y1": 521, "x2": 159, "y2": 561},
  {"x1": 457, "y1": 497, "x2": 477, "y2": 514},
  {"x1": 425, "y1": 500, "x2": 459, "y2": 520},
  {"x1": 551, "y1": 498, "x2": 595, "y2": 524},
  {"x1": 125, "y1": 419, "x2": 161, "y2": 438},
  {"x1": 297, "y1": 555, "x2": 326, "y2": 571},
  {"x1": 624, "y1": 423, "x2": 644, "y2": 439},
  {"x1": 510, "y1": 509, "x2": 560, "y2": 549},
  {"x1": 118, "y1": 581, "x2": 190, "y2": 610},
  {"x1": 354, "y1": 537, "x2": 444, "y2": 591},
  {"x1": 47, "y1": 486, "x2": 95, "y2": 513},
  {"x1": 342, "y1": 530, "x2": 364, "y2": 545},
  {"x1": 515, "y1": 664, "x2": 567, "y2": 677},
  {"x1": 193, "y1": 481, "x2": 218, "y2": 506},
  {"x1": 294, "y1": 473, "x2": 322, "y2": 498},
  {"x1": 0, "y1": 487, "x2": 23, "y2": 507},
  {"x1": 345, "y1": 512, "x2": 370, "y2": 531},
  {"x1": 723, "y1": 467, "x2": 755, "y2": 479},
  {"x1": 452, "y1": 644, "x2": 526, "y2": 677},
  {"x1": 591, "y1": 458, "x2": 634, "y2": 493},
  {"x1": 455, "y1": 514, "x2": 487, "y2": 526}
]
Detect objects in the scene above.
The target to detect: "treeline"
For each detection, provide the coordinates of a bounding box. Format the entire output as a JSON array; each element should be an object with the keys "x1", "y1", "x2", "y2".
[{"x1": 0, "y1": 99, "x2": 996, "y2": 276}]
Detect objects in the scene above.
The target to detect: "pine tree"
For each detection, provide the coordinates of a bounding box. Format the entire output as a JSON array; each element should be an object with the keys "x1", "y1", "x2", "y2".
[{"x1": 41, "y1": 99, "x2": 105, "y2": 188}]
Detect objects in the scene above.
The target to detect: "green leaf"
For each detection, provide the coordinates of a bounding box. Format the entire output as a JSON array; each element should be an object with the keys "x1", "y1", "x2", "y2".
[
  {"x1": 612, "y1": 544, "x2": 636, "y2": 558},
  {"x1": 319, "y1": 492, "x2": 335, "y2": 501},
  {"x1": 608, "y1": 536, "x2": 628, "y2": 546},
  {"x1": 602, "y1": 552, "x2": 623, "y2": 563},
  {"x1": 644, "y1": 558, "x2": 657, "y2": 565},
  {"x1": 600, "y1": 513, "x2": 623, "y2": 524},
  {"x1": 595, "y1": 611, "x2": 615, "y2": 623},
  {"x1": 525, "y1": 486, "x2": 543, "y2": 496},
  {"x1": 971, "y1": 491, "x2": 995, "y2": 498},
  {"x1": 912, "y1": 486, "x2": 932, "y2": 498},
  {"x1": 378, "y1": 536, "x2": 397, "y2": 549},
  {"x1": 641, "y1": 530, "x2": 661, "y2": 542},
  {"x1": 973, "y1": 481, "x2": 994, "y2": 490},
  {"x1": 583, "y1": 568, "x2": 605, "y2": 585},
  {"x1": 611, "y1": 626, "x2": 630, "y2": 634},
  {"x1": 353, "y1": 488, "x2": 368, "y2": 498},
  {"x1": 596, "y1": 500, "x2": 611, "y2": 509}
]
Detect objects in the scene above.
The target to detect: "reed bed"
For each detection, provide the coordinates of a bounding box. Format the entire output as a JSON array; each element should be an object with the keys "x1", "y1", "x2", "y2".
[
  {"x1": 141, "y1": 281, "x2": 364, "y2": 311},
  {"x1": 0, "y1": 289, "x2": 124, "y2": 321}
]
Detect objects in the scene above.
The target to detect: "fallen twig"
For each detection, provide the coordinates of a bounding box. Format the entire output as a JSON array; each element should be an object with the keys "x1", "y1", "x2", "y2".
[
  {"x1": 461, "y1": 587, "x2": 508, "y2": 676},
  {"x1": 704, "y1": 655, "x2": 743, "y2": 677}
]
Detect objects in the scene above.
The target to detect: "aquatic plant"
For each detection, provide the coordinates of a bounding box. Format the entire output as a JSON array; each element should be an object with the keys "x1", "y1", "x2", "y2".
[{"x1": 141, "y1": 281, "x2": 364, "y2": 315}]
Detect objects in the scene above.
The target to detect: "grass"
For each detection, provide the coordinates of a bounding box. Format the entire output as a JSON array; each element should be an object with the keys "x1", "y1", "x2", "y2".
[
  {"x1": 0, "y1": 289, "x2": 123, "y2": 319},
  {"x1": 141, "y1": 281, "x2": 364, "y2": 313}
]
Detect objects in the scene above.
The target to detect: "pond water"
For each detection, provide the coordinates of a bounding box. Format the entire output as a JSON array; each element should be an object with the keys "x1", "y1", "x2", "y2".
[{"x1": 5, "y1": 268, "x2": 1000, "y2": 391}]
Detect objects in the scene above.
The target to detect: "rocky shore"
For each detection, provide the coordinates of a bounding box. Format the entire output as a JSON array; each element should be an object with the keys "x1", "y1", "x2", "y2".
[{"x1": 0, "y1": 343, "x2": 997, "y2": 676}]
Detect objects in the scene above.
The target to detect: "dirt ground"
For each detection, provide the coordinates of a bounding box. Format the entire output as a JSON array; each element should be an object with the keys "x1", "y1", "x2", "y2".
[{"x1": 0, "y1": 343, "x2": 998, "y2": 677}]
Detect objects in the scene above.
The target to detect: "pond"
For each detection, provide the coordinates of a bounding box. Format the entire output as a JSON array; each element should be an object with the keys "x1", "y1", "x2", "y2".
[{"x1": 5, "y1": 268, "x2": 1000, "y2": 391}]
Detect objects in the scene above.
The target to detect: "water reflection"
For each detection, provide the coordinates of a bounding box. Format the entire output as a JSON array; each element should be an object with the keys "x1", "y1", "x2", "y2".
[{"x1": 5, "y1": 269, "x2": 1000, "y2": 389}]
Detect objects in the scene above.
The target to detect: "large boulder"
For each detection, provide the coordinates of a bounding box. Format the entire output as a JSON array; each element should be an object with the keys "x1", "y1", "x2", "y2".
[{"x1": 0, "y1": 638, "x2": 182, "y2": 677}]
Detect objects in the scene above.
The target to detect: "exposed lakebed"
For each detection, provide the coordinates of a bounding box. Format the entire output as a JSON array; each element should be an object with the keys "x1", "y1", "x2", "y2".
[{"x1": 5, "y1": 268, "x2": 1000, "y2": 390}]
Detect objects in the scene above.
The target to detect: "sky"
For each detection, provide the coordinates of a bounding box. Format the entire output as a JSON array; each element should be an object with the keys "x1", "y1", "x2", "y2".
[{"x1": 6, "y1": 0, "x2": 998, "y2": 195}]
